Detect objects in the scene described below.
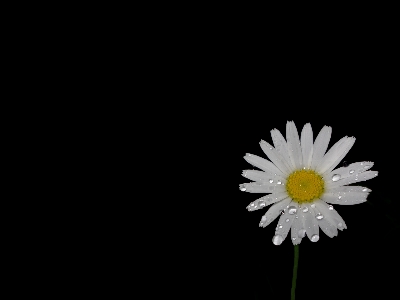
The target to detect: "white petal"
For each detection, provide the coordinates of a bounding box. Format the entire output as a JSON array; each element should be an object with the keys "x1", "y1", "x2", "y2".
[
  {"x1": 324, "y1": 161, "x2": 374, "y2": 186},
  {"x1": 316, "y1": 200, "x2": 347, "y2": 230},
  {"x1": 247, "y1": 192, "x2": 289, "y2": 212},
  {"x1": 239, "y1": 182, "x2": 286, "y2": 194},
  {"x1": 298, "y1": 204, "x2": 319, "y2": 240},
  {"x1": 242, "y1": 170, "x2": 285, "y2": 184},
  {"x1": 303, "y1": 204, "x2": 319, "y2": 241},
  {"x1": 322, "y1": 191, "x2": 369, "y2": 205},
  {"x1": 271, "y1": 129, "x2": 294, "y2": 170},
  {"x1": 317, "y1": 137, "x2": 355, "y2": 174},
  {"x1": 291, "y1": 214, "x2": 304, "y2": 245},
  {"x1": 274, "y1": 201, "x2": 298, "y2": 243},
  {"x1": 259, "y1": 140, "x2": 292, "y2": 175},
  {"x1": 244, "y1": 153, "x2": 283, "y2": 176},
  {"x1": 327, "y1": 186, "x2": 372, "y2": 193},
  {"x1": 327, "y1": 171, "x2": 378, "y2": 188},
  {"x1": 286, "y1": 121, "x2": 303, "y2": 169},
  {"x1": 310, "y1": 126, "x2": 332, "y2": 170},
  {"x1": 317, "y1": 216, "x2": 338, "y2": 238},
  {"x1": 301, "y1": 123, "x2": 313, "y2": 169},
  {"x1": 259, "y1": 198, "x2": 291, "y2": 227}
]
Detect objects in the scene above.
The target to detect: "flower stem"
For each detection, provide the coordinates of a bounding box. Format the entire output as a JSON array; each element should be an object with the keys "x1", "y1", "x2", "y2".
[{"x1": 291, "y1": 245, "x2": 299, "y2": 300}]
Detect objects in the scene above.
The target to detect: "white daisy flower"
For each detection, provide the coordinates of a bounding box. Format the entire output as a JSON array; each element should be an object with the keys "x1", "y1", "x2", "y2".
[{"x1": 240, "y1": 121, "x2": 378, "y2": 245}]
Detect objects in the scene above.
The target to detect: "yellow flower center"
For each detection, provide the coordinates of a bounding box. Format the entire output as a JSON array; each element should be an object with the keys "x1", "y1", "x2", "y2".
[{"x1": 286, "y1": 169, "x2": 325, "y2": 203}]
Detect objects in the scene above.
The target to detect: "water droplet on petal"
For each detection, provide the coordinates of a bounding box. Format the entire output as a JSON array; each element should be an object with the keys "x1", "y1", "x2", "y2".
[
  {"x1": 269, "y1": 179, "x2": 274, "y2": 183},
  {"x1": 302, "y1": 207, "x2": 309, "y2": 213},
  {"x1": 239, "y1": 184, "x2": 246, "y2": 191},
  {"x1": 292, "y1": 237, "x2": 297, "y2": 241},
  {"x1": 277, "y1": 181, "x2": 282, "y2": 185},
  {"x1": 285, "y1": 218, "x2": 290, "y2": 223},
  {"x1": 332, "y1": 174, "x2": 341, "y2": 182},
  {"x1": 298, "y1": 229, "x2": 306, "y2": 238},
  {"x1": 316, "y1": 214, "x2": 324, "y2": 220},
  {"x1": 349, "y1": 170, "x2": 355, "y2": 174},
  {"x1": 259, "y1": 201, "x2": 266, "y2": 207},
  {"x1": 361, "y1": 162, "x2": 364, "y2": 165},
  {"x1": 288, "y1": 206, "x2": 297, "y2": 214},
  {"x1": 338, "y1": 196, "x2": 342, "y2": 199},
  {"x1": 261, "y1": 216, "x2": 267, "y2": 222},
  {"x1": 328, "y1": 205, "x2": 333, "y2": 210},
  {"x1": 279, "y1": 225, "x2": 283, "y2": 229},
  {"x1": 272, "y1": 235, "x2": 283, "y2": 245},
  {"x1": 250, "y1": 203, "x2": 255, "y2": 206},
  {"x1": 362, "y1": 188, "x2": 368, "y2": 192},
  {"x1": 311, "y1": 234, "x2": 319, "y2": 242},
  {"x1": 310, "y1": 204, "x2": 316, "y2": 208},
  {"x1": 338, "y1": 222, "x2": 343, "y2": 229}
]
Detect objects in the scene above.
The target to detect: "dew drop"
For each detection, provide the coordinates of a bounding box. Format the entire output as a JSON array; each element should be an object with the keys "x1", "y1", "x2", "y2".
[
  {"x1": 261, "y1": 216, "x2": 267, "y2": 222},
  {"x1": 292, "y1": 237, "x2": 297, "y2": 241},
  {"x1": 272, "y1": 235, "x2": 283, "y2": 245},
  {"x1": 332, "y1": 174, "x2": 341, "y2": 182},
  {"x1": 279, "y1": 225, "x2": 283, "y2": 229},
  {"x1": 310, "y1": 204, "x2": 316, "y2": 208},
  {"x1": 269, "y1": 147, "x2": 273, "y2": 150},
  {"x1": 298, "y1": 229, "x2": 306, "y2": 238},
  {"x1": 269, "y1": 179, "x2": 274, "y2": 183},
  {"x1": 277, "y1": 180, "x2": 282, "y2": 185},
  {"x1": 364, "y1": 165, "x2": 369, "y2": 169},
  {"x1": 239, "y1": 184, "x2": 246, "y2": 191},
  {"x1": 316, "y1": 214, "x2": 324, "y2": 220},
  {"x1": 349, "y1": 169, "x2": 355, "y2": 174},
  {"x1": 338, "y1": 196, "x2": 342, "y2": 199},
  {"x1": 302, "y1": 207, "x2": 309, "y2": 213},
  {"x1": 338, "y1": 222, "x2": 343, "y2": 229},
  {"x1": 259, "y1": 201, "x2": 266, "y2": 207},
  {"x1": 311, "y1": 234, "x2": 320, "y2": 242},
  {"x1": 362, "y1": 188, "x2": 368, "y2": 192},
  {"x1": 328, "y1": 205, "x2": 333, "y2": 210},
  {"x1": 250, "y1": 203, "x2": 255, "y2": 206},
  {"x1": 288, "y1": 206, "x2": 297, "y2": 215},
  {"x1": 285, "y1": 218, "x2": 290, "y2": 223},
  {"x1": 361, "y1": 162, "x2": 364, "y2": 165}
]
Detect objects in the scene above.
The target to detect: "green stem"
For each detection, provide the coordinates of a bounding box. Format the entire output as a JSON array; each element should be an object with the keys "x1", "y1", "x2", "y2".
[{"x1": 291, "y1": 245, "x2": 299, "y2": 300}]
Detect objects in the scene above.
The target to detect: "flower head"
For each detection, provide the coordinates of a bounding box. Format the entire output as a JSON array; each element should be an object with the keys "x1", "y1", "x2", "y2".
[{"x1": 240, "y1": 121, "x2": 378, "y2": 245}]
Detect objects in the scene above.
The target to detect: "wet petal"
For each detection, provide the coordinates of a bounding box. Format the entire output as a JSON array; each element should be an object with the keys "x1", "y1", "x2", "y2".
[
  {"x1": 290, "y1": 214, "x2": 304, "y2": 245},
  {"x1": 240, "y1": 182, "x2": 286, "y2": 194},
  {"x1": 242, "y1": 170, "x2": 285, "y2": 185},
  {"x1": 316, "y1": 200, "x2": 347, "y2": 230},
  {"x1": 327, "y1": 171, "x2": 378, "y2": 189},
  {"x1": 247, "y1": 191, "x2": 289, "y2": 211},
  {"x1": 274, "y1": 201, "x2": 298, "y2": 244},
  {"x1": 304, "y1": 204, "x2": 319, "y2": 242},
  {"x1": 259, "y1": 198, "x2": 291, "y2": 227},
  {"x1": 323, "y1": 161, "x2": 374, "y2": 184},
  {"x1": 322, "y1": 191, "x2": 368, "y2": 205}
]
